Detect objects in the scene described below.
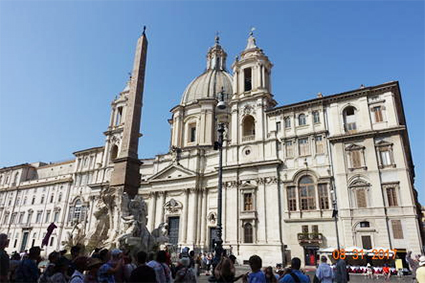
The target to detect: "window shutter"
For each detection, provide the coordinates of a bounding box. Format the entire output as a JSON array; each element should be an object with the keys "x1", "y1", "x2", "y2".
[
  {"x1": 392, "y1": 220, "x2": 403, "y2": 239},
  {"x1": 351, "y1": 151, "x2": 361, "y2": 168},
  {"x1": 356, "y1": 189, "x2": 367, "y2": 208}
]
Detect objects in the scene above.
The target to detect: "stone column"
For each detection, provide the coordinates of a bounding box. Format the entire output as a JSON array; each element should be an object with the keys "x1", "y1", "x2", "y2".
[
  {"x1": 191, "y1": 188, "x2": 199, "y2": 246},
  {"x1": 200, "y1": 188, "x2": 208, "y2": 248},
  {"x1": 149, "y1": 192, "x2": 157, "y2": 231},
  {"x1": 157, "y1": 191, "x2": 165, "y2": 225},
  {"x1": 182, "y1": 189, "x2": 189, "y2": 243},
  {"x1": 196, "y1": 188, "x2": 203, "y2": 245}
]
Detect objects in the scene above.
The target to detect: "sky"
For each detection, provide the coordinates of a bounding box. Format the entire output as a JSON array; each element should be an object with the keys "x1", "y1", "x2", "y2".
[{"x1": 0, "y1": 1, "x2": 424, "y2": 203}]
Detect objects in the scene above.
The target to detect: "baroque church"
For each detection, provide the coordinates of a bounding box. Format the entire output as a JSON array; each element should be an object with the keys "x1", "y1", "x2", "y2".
[{"x1": 0, "y1": 31, "x2": 423, "y2": 266}]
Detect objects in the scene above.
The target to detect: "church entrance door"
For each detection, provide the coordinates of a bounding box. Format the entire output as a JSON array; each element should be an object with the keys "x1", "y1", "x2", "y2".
[{"x1": 168, "y1": 216, "x2": 180, "y2": 246}]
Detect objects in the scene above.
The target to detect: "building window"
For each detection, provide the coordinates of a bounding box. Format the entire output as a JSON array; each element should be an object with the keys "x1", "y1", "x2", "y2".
[
  {"x1": 19, "y1": 212, "x2": 25, "y2": 224},
  {"x1": 285, "y1": 141, "x2": 294, "y2": 158},
  {"x1": 315, "y1": 136, "x2": 324, "y2": 154},
  {"x1": 287, "y1": 187, "x2": 297, "y2": 211},
  {"x1": 40, "y1": 195, "x2": 45, "y2": 204},
  {"x1": 386, "y1": 187, "x2": 398, "y2": 207},
  {"x1": 74, "y1": 200, "x2": 82, "y2": 220},
  {"x1": 188, "y1": 123, "x2": 196, "y2": 143},
  {"x1": 31, "y1": 196, "x2": 35, "y2": 205},
  {"x1": 10, "y1": 213, "x2": 17, "y2": 224},
  {"x1": 299, "y1": 176, "x2": 316, "y2": 210},
  {"x1": 276, "y1": 121, "x2": 282, "y2": 133},
  {"x1": 243, "y1": 193, "x2": 253, "y2": 211},
  {"x1": 350, "y1": 150, "x2": 362, "y2": 168},
  {"x1": 2, "y1": 213, "x2": 9, "y2": 225},
  {"x1": 360, "y1": 221, "x2": 370, "y2": 228},
  {"x1": 372, "y1": 106, "x2": 383, "y2": 122},
  {"x1": 361, "y1": 235, "x2": 372, "y2": 249},
  {"x1": 242, "y1": 115, "x2": 256, "y2": 138},
  {"x1": 298, "y1": 138, "x2": 310, "y2": 156},
  {"x1": 379, "y1": 149, "x2": 392, "y2": 166},
  {"x1": 45, "y1": 210, "x2": 51, "y2": 223},
  {"x1": 244, "y1": 222, "x2": 253, "y2": 243},
  {"x1": 26, "y1": 212, "x2": 32, "y2": 224},
  {"x1": 54, "y1": 211, "x2": 60, "y2": 222},
  {"x1": 284, "y1": 117, "x2": 291, "y2": 128},
  {"x1": 343, "y1": 106, "x2": 357, "y2": 133},
  {"x1": 356, "y1": 189, "x2": 367, "y2": 208},
  {"x1": 391, "y1": 220, "x2": 403, "y2": 239},
  {"x1": 244, "y1": 68, "x2": 252, "y2": 92},
  {"x1": 49, "y1": 237, "x2": 55, "y2": 247},
  {"x1": 50, "y1": 194, "x2": 54, "y2": 203},
  {"x1": 318, "y1": 184, "x2": 329, "y2": 209},
  {"x1": 313, "y1": 111, "x2": 320, "y2": 123},
  {"x1": 36, "y1": 211, "x2": 42, "y2": 223},
  {"x1": 298, "y1": 114, "x2": 306, "y2": 126},
  {"x1": 115, "y1": 107, "x2": 123, "y2": 126},
  {"x1": 23, "y1": 197, "x2": 27, "y2": 205},
  {"x1": 302, "y1": 225, "x2": 309, "y2": 233},
  {"x1": 58, "y1": 193, "x2": 62, "y2": 202},
  {"x1": 68, "y1": 199, "x2": 86, "y2": 223}
]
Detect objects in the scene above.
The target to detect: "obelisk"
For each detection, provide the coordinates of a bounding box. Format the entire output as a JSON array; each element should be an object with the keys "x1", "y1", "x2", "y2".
[{"x1": 110, "y1": 27, "x2": 148, "y2": 198}]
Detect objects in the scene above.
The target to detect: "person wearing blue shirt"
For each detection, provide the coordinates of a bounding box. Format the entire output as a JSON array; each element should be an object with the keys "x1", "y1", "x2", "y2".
[
  {"x1": 278, "y1": 258, "x2": 310, "y2": 283},
  {"x1": 243, "y1": 255, "x2": 267, "y2": 283}
]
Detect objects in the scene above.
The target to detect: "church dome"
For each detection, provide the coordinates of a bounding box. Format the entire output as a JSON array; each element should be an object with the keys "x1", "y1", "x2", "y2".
[{"x1": 180, "y1": 36, "x2": 233, "y2": 105}]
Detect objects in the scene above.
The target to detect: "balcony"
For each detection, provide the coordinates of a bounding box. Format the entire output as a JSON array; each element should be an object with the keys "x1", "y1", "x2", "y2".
[
  {"x1": 297, "y1": 232, "x2": 323, "y2": 244},
  {"x1": 242, "y1": 135, "x2": 255, "y2": 142}
]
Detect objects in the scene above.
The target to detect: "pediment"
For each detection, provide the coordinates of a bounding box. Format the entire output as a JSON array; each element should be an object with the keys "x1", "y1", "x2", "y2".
[
  {"x1": 345, "y1": 143, "x2": 364, "y2": 151},
  {"x1": 147, "y1": 164, "x2": 196, "y2": 182}
]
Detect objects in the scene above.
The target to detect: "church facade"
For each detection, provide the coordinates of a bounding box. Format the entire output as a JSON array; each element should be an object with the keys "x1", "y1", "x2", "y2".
[{"x1": 0, "y1": 32, "x2": 423, "y2": 265}]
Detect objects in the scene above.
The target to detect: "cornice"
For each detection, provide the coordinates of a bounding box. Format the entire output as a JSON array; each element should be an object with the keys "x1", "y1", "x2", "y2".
[{"x1": 328, "y1": 126, "x2": 405, "y2": 143}]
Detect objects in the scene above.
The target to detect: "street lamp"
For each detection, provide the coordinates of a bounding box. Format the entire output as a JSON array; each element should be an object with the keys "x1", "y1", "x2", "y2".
[{"x1": 211, "y1": 88, "x2": 228, "y2": 279}]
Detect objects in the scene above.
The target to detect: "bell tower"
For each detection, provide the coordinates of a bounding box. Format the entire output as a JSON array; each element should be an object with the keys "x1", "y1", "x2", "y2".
[{"x1": 229, "y1": 30, "x2": 276, "y2": 147}]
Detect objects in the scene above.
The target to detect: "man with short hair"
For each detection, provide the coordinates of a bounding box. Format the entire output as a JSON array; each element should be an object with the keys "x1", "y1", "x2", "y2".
[
  {"x1": 279, "y1": 257, "x2": 310, "y2": 283},
  {"x1": 129, "y1": 251, "x2": 156, "y2": 283},
  {"x1": 244, "y1": 255, "x2": 266, "y2": 283},
  {"x1": 316, "y1": 256, "x2": 333, "y2": 283},
  {"x1": 0, "y1": 234, "x2": 9, "y2": 283}
]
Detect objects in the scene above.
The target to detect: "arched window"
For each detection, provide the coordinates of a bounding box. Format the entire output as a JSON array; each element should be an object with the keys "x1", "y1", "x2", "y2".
[
  {"x1": 40, "y1": 195, "x2": 45, "y2": 204},
  {"x1": 244, "y1": 222, "x2": 253, "y2": 243},
  {"x1": 58, "y1": 193, "x2": 62, "y2": 202},
  {"x1": 299, "y1": 176, "x2": 316, "y2": 210},
  {"x1": 343, "y1": 106, "x2": 357, "y2": 133},
  {"x1": 298, "y1": 114, "x2": 306, "y2": 126},
  {"x1": 50, "y1": 194, "x2": 54, "y2": 203},
  {"x1": 242, "y1": 115, "x2": 255, "y2": 138},
  {"x1": 110, "y1": 145, "x2": 118, "y2": 162}
]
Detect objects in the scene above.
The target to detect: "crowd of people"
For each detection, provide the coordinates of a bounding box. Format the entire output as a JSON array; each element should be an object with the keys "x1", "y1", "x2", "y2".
[{"x1": 1, "y1": 232, "x2": 425, "y2": 283}]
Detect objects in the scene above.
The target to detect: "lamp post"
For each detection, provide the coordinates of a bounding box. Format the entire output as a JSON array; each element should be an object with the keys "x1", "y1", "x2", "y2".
[{"x1": 210, "y1": 89, "x2": 227, "y2": 279}]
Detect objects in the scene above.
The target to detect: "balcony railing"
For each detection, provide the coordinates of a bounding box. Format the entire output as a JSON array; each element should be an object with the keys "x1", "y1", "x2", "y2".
[
  {"x1": 297, "y1": 232, "x2": 323, "y2": 244},
  {"x1": 242, "y1": 135, "x2": 255, "y2": 142}
]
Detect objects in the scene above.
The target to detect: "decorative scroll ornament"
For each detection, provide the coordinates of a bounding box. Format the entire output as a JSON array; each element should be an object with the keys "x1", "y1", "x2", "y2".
[
  {"x1": 208, "y1": 212, "x2": 217, "y2": 224},
  {"x1": 242, "y1": 104, "x2": 256, "y2": 116},
  {"x1": 164, "y1": 198, "x2": 183, "y2": 213}
]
